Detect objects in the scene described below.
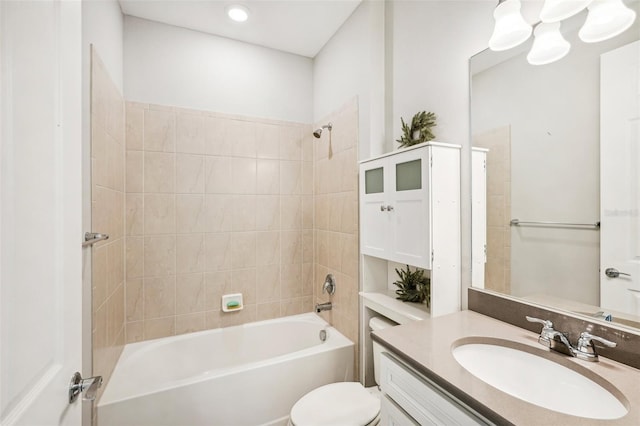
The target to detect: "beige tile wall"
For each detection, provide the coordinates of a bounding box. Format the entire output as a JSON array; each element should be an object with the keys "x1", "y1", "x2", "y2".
[
  {"x1": 91, "y1": 49, "x2": 125, "y2": 399},
  {"x1": 124, "y1": 102, "x2": 315, "y2": 342},
  {"x1": 474, "y1": 126, "x2": 511, "y2": 294},
  {"x1": 313, "y1": 99, "x2": 360, "y2": 378}
]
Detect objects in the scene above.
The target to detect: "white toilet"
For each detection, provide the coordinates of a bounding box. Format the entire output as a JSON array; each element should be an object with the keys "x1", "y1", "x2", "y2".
[{"x1": 288, "y1": 316, "x2": 396, "y2": 426}]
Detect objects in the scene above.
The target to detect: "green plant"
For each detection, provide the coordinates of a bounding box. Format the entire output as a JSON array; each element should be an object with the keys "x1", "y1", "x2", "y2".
[
  {"x1": 393, "y1": 265, "x2": 430, "y2": 306},
  {"x1": 396, "y1": 111, "x2": 437, "y2": 148}
]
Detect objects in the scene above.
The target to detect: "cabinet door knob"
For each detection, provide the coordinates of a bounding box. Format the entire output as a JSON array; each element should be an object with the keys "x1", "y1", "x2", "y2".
[
  {"x1": 387, "y1": 205, "x2": 394, "y2": 211},
  {"x1": 380, "y1": 205, "x2": 387, "y2": 211}
]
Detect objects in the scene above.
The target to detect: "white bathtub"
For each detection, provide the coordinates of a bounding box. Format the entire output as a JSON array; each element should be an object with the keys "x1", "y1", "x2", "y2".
[{"x1": 97, "y1": 313, "x2": 354, "y2": 426}]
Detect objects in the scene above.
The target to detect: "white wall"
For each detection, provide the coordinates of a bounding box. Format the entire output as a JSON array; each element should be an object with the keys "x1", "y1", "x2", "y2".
[
  {"x1": 124, "y1": 16, "x2": 313, "y2": 123},
  {"x1": 313, "y1": 0, "x2": 386, "y2": 160},
  {"x1": 83, "y1": 0, "x2": 124, "y2": 91},
  {"x1": 391, "y1": 1, "x2": 494, "y2": 150},
  {"x1": 314, "y1": 1, "x2": 499, "y2": 302},
  {"x1": 390, "y1": 0, "x2": 495, "y2": 306}
]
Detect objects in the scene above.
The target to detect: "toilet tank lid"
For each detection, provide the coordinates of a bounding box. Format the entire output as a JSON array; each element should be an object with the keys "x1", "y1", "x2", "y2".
[{"x1": 369, "y1": 316, "x2": 397, "y2": 331}]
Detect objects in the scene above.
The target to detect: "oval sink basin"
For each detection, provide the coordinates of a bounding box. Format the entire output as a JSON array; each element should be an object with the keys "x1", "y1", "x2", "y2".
[{"x1": 452, "y1": 340, "x2": 628, "y2": 420}]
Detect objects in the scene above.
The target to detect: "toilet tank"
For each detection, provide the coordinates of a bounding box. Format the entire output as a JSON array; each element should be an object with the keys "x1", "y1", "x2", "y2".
[{"x1": 369, "y1": 316, "x2": 397, "y2": 385}]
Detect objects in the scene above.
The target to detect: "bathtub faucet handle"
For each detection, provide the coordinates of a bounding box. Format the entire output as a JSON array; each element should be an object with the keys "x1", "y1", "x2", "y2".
[{"x1": 322, "y1": 274, "x2": 336, "y2": 295}]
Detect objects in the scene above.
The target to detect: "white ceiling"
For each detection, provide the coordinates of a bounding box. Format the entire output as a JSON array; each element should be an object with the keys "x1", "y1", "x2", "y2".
[{"x1": 119, "y1": 0, "x2": 362, "y2": 58}]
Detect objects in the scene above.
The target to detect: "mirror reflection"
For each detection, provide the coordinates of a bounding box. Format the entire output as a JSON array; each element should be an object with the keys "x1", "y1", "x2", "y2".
[{"x1": 470, "y1": 1, "x2": 640, "y2": 331}]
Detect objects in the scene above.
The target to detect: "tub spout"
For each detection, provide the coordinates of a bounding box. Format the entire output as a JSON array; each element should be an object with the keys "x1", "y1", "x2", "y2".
[{"x1": 315, "y1": 302, "x2": 332, "y2": 313}]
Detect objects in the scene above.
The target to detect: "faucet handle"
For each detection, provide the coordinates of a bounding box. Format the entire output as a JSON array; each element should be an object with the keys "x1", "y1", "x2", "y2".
[
  {"x1": 578, "y1": 332, "x2": 616, "y2": 348},
  {"x1": 526, "y1": 316, "x2": 561, "y2": 348},
  {"x1": 574, "y1": 332, "x2": 616, "y2": 362},
  {"x1": 322, "y1": 274, "x2": 336, "y2": 295},
  {"x1": 526, "y1": 316, "x2": 554, "y2": 330},
  {"x1": 578, "y1": 331, "x2": 618, "y2": 348}
]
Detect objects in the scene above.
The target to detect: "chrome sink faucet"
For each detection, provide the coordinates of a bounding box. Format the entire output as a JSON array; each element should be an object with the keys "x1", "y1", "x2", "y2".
[
  {"x1": 526, "y1": 316, "x2": 617, "y2": 362},
  {"x1": 526, "y1": 316, "x2": 575, "y2": 356}
]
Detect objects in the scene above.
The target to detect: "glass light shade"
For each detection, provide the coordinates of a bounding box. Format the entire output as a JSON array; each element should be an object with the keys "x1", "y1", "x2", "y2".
[
  {"x1": 488, "y1": 0, "x2": 533, "y2": 51},
  {"x1": 579, "y1": 0, "x2": 636, "y2": 43},
  {"x1": 540, "y1": 0, "x2": 593, "y2": 22},
  {"x1": 527, "y1": 22, "x2": 571, "y2": 65}
]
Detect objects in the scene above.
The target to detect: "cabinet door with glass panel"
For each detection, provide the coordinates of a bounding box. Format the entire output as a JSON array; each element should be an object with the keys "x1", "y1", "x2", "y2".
[
  {"x1": 360, "y1": 145, "x2": 431, "y2": 268},
  {"x1": 360, "y1": 157, "x2": 391, "y2": 259}
]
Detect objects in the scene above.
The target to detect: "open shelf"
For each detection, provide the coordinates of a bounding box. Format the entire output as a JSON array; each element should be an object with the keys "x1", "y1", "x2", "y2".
[{"x1": 360, "y1": 290, "x2": 430, "y2": 324}]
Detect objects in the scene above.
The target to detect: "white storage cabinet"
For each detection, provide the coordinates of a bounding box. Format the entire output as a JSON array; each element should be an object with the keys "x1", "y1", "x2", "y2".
[
  {"x1": 359, "y1": 142, "x2": 460, "y2": 270},
  {"x1": 358, "y1": 142, "x2": 461, "y2": 386}
]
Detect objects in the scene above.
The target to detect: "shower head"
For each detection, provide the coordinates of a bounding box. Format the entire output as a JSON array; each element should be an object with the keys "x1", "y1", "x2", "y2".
[{"x1": 313, "y1": 122, "x2": 332, "y2": 139}]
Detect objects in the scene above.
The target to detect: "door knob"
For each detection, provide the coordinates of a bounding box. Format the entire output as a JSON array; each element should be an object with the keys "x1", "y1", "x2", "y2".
[
  {"x1": 69, "y1": 372, "x2": 103, "y2": 403},
  {"x1": 605, "y1": 268, "x2": 631, "y2": 278}
]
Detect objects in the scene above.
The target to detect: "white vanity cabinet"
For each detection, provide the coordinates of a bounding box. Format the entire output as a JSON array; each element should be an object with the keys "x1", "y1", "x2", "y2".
[
  {"x1": 379, "y1": 352, "x2": 490, "y2": 425},
  {"x1": 380, "y1": 394, "x2": 419, "y2": 425},
  {"x1": 360, "y1": 142, "x2": 460, "y2": 269}
]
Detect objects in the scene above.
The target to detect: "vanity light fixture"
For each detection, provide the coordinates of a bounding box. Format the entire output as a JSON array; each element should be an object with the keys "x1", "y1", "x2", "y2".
[
  {"x1": 489, "y1": 0, "x2": 636, "y2": 64},
  {"x1": 540, "y1": 0, "x2": 593, "y2": 23},
  {"x1": 226, "y1": 4, "x2": 250, "y2": 23},
  {"x1": 488, "y1": 0, "x2": 533, "y2": 51},
  {"x1": 527, "y1": 22, "x2": 571, "y2": 65},
  {"x1": 579, "y1": 0, "x2": 637, "y2": 43}
]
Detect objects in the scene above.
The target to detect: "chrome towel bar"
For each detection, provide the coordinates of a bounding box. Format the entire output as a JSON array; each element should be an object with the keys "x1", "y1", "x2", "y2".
[{"x1": 510, "y1": 219, "x2": 600, "y2": 229}]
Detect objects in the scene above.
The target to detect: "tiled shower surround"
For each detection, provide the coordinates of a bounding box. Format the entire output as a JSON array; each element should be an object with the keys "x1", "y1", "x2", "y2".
[
  {"x1": 123, "y1": 100, "x2": 359, "y2": 349},
  {"x1": 313, "y1": 100, "x2": 359, "y2": 355},
  {"x1": 474, "y1": 126, "x2": 511, "y2": 294},
  {"x1": 91, "y1": 49, "x2": 125, "y2": 398}
]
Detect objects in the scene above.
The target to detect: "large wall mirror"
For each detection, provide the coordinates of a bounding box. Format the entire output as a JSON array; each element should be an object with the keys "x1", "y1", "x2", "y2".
[{"x1": 470, "y1": 1, "x2": 640, "y2": 331}]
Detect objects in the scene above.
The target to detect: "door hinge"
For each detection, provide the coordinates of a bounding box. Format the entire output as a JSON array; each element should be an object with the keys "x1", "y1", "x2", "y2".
[
  {"x1": 431, "y1": 250, "x2": 434, "y2": 263},
  {"x1": 430, "y1": 155, "x2": 433, "y2": 167}
]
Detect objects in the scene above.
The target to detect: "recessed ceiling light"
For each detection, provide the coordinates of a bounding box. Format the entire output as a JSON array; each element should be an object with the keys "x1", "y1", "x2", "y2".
[{"x1": 226, "y1": 4, "x2": 250, "y2": 23}]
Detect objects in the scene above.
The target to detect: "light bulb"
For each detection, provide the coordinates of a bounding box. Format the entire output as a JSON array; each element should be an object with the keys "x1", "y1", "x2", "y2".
[
  {"x1": 527, "y1": 22, "x2": 571, "y2": 65},
  {"x1": 579, "y1": 0, "x2": 636, "y2": 43},
  {"x1": 540, "y1": 0, "x2": 593, "y2": 23},
  {"x1": 226, "y1": 5, "x2": 250, "y2": 23},
  {"x1": 488, "y1": 0, "x2": 533, "y2": 51}
]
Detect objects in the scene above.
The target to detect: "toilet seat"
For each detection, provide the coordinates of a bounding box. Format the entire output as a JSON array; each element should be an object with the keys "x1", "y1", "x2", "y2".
[{"x1": 289, "y1": 382, "x2": 380, "y2": 426}]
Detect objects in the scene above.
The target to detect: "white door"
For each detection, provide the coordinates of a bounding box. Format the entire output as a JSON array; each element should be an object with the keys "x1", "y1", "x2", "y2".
[
  {"x1": 0, "y1": 1, "x2": 84, "y2": 425},
  {"x1": 471, "y1": 148, "x2": 488, "y2": 289},
  {"x1": 600, "y1": 40, "x2": 640, "y2": 316}
]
